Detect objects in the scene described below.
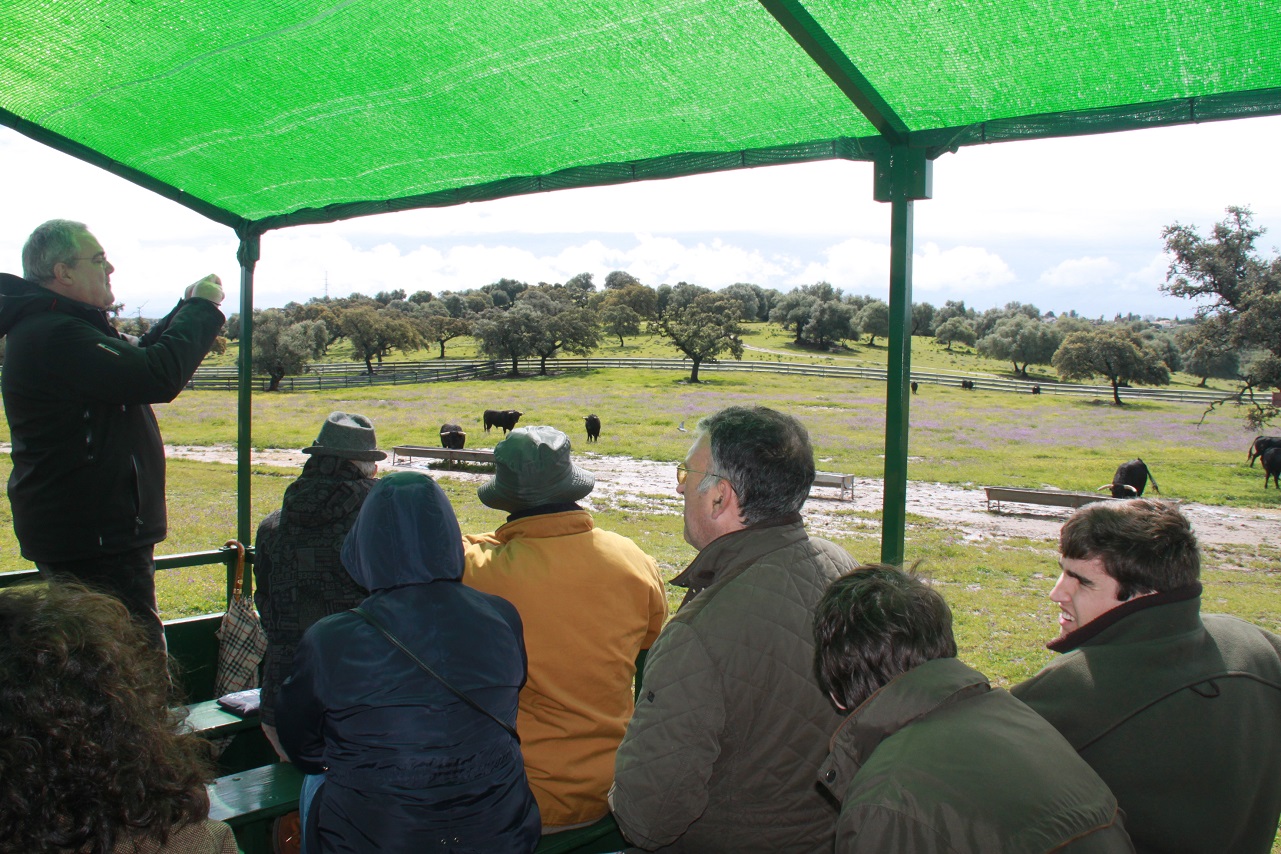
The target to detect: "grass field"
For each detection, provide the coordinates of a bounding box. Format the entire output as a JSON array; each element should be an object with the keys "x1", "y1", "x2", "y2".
[{"x1": 0, "y1": 363, "x2": 1275, "y2": 690}]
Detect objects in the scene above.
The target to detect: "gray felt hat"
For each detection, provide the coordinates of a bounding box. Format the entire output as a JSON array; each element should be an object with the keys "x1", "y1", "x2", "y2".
[
  {"x1": 302, "y1": 411, "x2": 387, "y2": 461},
  {"x1": 478, "y1": 426, "x2": 595, "y2": 513}
]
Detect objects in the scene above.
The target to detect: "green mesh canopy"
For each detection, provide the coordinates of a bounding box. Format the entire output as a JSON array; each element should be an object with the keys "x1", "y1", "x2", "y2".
[{"x1": 3, "y1": 0, "x2": 1278, "y2": 233}]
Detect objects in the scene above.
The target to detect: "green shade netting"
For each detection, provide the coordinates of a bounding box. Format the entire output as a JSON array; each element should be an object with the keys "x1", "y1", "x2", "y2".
[{"x1": 2, "y1": 0, "x2": 1279, "y2": 229}]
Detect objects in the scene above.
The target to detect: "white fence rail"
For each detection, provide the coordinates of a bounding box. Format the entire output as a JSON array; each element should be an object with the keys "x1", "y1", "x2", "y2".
[{"x1": 188, "y1": 357, "x2": 1237, "y2": 405}]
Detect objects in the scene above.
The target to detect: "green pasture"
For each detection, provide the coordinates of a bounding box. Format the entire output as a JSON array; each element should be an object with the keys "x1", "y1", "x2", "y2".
[
  {"x1": 0, "y1": 364, "x2": 1275, "y2": 690},
  {"x1": 136, "y1": 366, "x2": 1279, "y2": 505}
]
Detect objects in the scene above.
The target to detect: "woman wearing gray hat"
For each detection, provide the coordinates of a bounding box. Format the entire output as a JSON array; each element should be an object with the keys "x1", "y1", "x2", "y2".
[{"x1": 254, "y1": 412, "x2": 386, "y2": 760}]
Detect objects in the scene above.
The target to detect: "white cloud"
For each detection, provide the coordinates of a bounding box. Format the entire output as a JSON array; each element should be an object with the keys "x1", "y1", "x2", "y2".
[
  {"x1": 913, "y1": 243, "x2": 1015, "y2": 293},
  {"x1": 1036, "y1": 256, "x2": 1121, "y2": 290}
]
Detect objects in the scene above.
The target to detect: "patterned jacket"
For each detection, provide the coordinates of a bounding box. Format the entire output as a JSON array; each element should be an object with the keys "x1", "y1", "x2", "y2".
[{"x1": 253, "y1": 455, "x2": 374, "y2": 725}]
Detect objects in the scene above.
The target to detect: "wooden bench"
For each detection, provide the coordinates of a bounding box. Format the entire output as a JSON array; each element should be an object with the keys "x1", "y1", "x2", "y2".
[
  {"x1": 984, "y1": 486, "x2": 1112, "y2": 512},
  {"x1": 392, "y1": 445, "x2": 496, "y2": 469},
  {"x1": 184, "y1": 698, "x2": 261, "y2": 741},
  {"x1": 812, "y1": 471, "x2": 855, "y2": 500},
  {"x1": 208, "y1": 762, "x2": 304, "y2": 854}
]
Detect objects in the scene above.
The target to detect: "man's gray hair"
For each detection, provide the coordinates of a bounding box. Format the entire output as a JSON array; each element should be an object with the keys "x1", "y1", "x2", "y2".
[
  {"x1": 695, "y1": 406, "x2": 814, "y2": 525},
  {"x1": 22, "y1": 219, "x2": 89, "y2": 283}
]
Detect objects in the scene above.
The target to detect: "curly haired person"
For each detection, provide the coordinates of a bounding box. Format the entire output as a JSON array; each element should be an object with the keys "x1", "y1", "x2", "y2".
[{"x1": 0, "y1": 584, "x2": 236, "y2": 854}]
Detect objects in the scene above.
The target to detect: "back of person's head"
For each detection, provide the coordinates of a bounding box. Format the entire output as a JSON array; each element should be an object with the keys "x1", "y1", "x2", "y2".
[
  {"x1": 814, "y1": 565, "x2": 957, "y2": 711},
  {"x1": 1060, "y1": 499, "x2": 1199, "y2": 599},
  {"x1": 342, "y1": 470, "x2": 465, "y2": 591},
  {"x1": 22, "y1": 219, "x2": 89, "y2": 283},
  {"x1": 696, "y1": 406, "x2": 814, "y2": 525},
  {"x1": 0, "y1": 584, "x2": 214, "y2": 853}
]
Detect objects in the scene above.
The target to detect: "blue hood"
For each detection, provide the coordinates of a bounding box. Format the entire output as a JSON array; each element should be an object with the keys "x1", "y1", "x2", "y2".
[{"x1": 341, "y1": 471, "x2": 464, "y2": 591}]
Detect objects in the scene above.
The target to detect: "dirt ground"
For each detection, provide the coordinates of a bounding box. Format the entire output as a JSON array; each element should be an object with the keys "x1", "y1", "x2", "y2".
[{"x1": 168, "y1": 445, "x2": 1281, "y2": 553}]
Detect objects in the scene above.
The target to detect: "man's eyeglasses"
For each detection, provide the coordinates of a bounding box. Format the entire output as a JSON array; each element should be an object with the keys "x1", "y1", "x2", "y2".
[
  {"x1": 676, "y1": 463, "x2": 726, "y2": 487},
  {"x1": 70, "y1": 253, "x2": 108, "y2": 266}
]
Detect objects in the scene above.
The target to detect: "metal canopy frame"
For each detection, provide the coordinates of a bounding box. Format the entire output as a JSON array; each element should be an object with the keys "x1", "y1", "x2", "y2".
[{"x1": 4, "y1": 1, "x2": 1279, "y2": 565}]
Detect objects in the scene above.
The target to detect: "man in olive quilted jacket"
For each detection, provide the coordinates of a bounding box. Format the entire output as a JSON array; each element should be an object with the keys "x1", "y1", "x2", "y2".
[{"x1": 610, "y1": 406, "x2": 856, "y2": 853}]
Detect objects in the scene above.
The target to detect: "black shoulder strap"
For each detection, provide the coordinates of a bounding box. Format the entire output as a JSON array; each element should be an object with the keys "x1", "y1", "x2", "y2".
[{"x1": 350, "y1": 606, "x2": 520, "y2": 743}]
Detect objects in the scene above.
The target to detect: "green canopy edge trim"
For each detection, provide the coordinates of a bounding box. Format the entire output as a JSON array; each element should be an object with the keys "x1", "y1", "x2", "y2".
[
  {"x1": 0, "y1": 107, "x2": 252, "y2": 233},
  {"x1": 6, "y1": 87, "x2": 1279, "y2": 236},
  {"x1": 758, "y1": 0, "x2": 911, "y2": 143}
]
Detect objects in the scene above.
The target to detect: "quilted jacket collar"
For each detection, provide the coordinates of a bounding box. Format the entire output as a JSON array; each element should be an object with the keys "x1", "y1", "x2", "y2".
[{"x1": 671, "y1": 513, "x2": 804, "y2": 606}]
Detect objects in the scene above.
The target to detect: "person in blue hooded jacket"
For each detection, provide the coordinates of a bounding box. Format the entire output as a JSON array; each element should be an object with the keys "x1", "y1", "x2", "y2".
[{"x1": 275, "y1": 470, "x2": 540, "y2": 854}]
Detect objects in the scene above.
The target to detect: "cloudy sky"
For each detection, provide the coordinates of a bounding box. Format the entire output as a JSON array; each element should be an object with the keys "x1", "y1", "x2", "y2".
[{"x1": 3, "y1": 114, "x2": 1279, "y2": 321}]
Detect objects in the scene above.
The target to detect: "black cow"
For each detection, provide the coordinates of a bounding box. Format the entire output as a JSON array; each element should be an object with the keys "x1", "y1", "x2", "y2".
[
  {"x1": 1031, "y1": 384, "x2": 1041, "y2": 395},
  {"x1": 584, "y1": 414, "x2": 601, "y2": 442},
  {"x1": 1262, "y1": 447, "x2": 1281, "y2": 489},
  {"x1": 1100, "y1": 458, "x2": 1160, "y2": 498},
  {"x1": 910, "y1": 381, "x2": 919, "y2": 395},
  {"x1": 483, "y1": 409, "x2": 523, "y2": 434},
  {"x1": 440, "y1": 423, "x2": 466, "y2": 450},
  {"x1": 1247, "y1": 435, "x2": 1281, "y2": 467},
  {"x1": 960, "y1": 380, "x2": 975, "y2": 390}
]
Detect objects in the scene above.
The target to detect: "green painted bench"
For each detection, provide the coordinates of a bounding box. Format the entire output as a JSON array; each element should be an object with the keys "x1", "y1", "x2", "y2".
[{"x1": 208, "y1": 762, "x2": 302, "y2": 854}]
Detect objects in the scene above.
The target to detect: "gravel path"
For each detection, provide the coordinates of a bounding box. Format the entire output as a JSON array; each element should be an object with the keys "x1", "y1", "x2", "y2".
[{"x1": 166, "y1": 445, "x2": 1281, "y2": 552}]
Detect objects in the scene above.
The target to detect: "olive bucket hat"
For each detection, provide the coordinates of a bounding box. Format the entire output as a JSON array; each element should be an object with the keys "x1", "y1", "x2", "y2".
[
  {"x1": 477, "y1": 426, "x2": 595, "y2": 513},
  {"x1": 301, "y1": 411, "x2": 387, "y2": 461}
]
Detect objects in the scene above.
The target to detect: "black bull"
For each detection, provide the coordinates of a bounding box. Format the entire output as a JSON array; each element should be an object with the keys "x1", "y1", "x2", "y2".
[
  {"x1": 440, "y1": 423, "x2": 466, "y2": 450},
  {"x1": 1247, "y1": 436, "x2": 1281, "y2": 467},
  {"x1": 584, "y1": 414, "x2": 601, "y2": 442},
  {"x1": 483, "y1": 409, "x2": 523, "y2": 434},
  {"x1": 1102, "y1": 458, "x2": 1160, "y2": 498}
]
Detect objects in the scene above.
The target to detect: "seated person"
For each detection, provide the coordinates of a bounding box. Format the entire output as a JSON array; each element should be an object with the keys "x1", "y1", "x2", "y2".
[
  {"x1": 1013, "y1": 499, "x2": 1281, "y2": 854},
  {"x1": 276, "y1": 471, "x2": 540, "y2": 854},
  {"x1": 254, "y1": 410, "x2": 383, "y2": 758},
  {"x1": 0, "y1": 584, "x2": 237, "y2": 853},
  {"x1": 462, "y1": 426, "x2": 666, "y2": 831},
  {"x1": 813, "y1": 565, "x2": 1133, "y2": 853}
]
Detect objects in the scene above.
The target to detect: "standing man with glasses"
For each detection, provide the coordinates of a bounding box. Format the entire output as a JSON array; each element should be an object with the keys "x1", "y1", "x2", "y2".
[
  {"x1": 610, "y1": 406, "x2": 857, "y2": 852},
  {"x1": 0, "y1": 219, "x2": 225, "y2": 650}
]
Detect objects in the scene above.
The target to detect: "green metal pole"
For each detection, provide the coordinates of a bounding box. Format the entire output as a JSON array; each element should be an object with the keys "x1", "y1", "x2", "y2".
[
  {"x1": 873, "y1": 146, "x2": 931, "y2": 566},
  {"x1": 235, "y1": 232, "x2": 260, "y2": 548}
]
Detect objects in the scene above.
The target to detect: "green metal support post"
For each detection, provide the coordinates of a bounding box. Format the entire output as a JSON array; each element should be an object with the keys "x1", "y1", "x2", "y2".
[
  {"x1": 235, "y1": 231, "x2": 260, "y2": 548},
  {"x1": 874, "y1": 146, "x2": 931, "y2": 565}
]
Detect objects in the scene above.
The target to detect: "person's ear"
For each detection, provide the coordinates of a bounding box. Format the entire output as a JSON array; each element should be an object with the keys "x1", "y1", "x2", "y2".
[{"x1": 708, "y1": 479, "x2": 738, "y2": 521}]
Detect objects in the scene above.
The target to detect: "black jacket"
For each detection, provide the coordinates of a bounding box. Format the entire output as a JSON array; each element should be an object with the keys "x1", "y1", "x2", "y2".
[{"x1": 0, "y1": 273, "x2": 223, "y2": 562}]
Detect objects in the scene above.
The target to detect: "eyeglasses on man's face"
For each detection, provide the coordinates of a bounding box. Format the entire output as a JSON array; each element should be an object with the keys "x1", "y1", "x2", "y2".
[
  {"x1": 71, "y1": 253, "x2": 109, "y2": 267},
  {"x1": 676, "y1": 462, "x2": 724, "y2": 487}
]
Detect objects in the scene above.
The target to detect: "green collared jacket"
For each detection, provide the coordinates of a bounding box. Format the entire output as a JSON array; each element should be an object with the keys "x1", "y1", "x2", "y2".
[{"x1": 820, "y1": 657, "x2": 1133, "y2": 853}]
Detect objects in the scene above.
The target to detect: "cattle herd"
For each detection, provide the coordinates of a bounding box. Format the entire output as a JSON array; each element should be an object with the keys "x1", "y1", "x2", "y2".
[
  {"x1": 441, "y1": 410, "x2": 602, "y2": 450},
  {"x1": 446, "y1": 417, "x2": 1281, "y2": 494}
]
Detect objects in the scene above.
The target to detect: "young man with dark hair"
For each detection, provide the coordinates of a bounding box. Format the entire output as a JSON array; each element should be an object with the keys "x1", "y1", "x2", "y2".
[
  {"x1": 1013, "y1": 499, "x2": 1281, "y2": 854},
  {"x1": 814, "y1": 565, "x2": 1133, "y2": 853}
]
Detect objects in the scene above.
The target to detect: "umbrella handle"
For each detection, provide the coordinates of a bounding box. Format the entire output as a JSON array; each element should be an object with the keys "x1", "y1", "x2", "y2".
[{"x1": 224, "y1": 539, "x2": 247, "y2": 600}]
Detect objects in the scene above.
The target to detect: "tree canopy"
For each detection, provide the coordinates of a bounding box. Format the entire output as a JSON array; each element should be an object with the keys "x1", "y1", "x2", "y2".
[
  {"x1": 976, "y1": 315, "x2": 1062, "y2": 376},
  {"x1": 1052, "y1": 326, "x2": 1171, "y2": 405},
  {"x1": 655, "y1": 284, "x2": 744, "y2": 382},
  {"x1": 1163, "y1": 206, "x2": 1281, "y2": 427}
]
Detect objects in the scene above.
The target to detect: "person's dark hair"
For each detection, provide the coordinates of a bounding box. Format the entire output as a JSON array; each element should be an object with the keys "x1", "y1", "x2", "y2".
[
  {"x1": 813, "y1": 564, "x2": 957, "y2": 711},
  {"x1": 0, "y1": 584, "x2": 215, "y2": 852},
  {"x1": 1059, "y1": 499, "x2": 1199, "y2": 599},
  {"x1": 696, "y1": 406, "x2": 814, "y2": 525},
  {"x1": 22, "y1": 219, "x2": 89, "y2": 283}
]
